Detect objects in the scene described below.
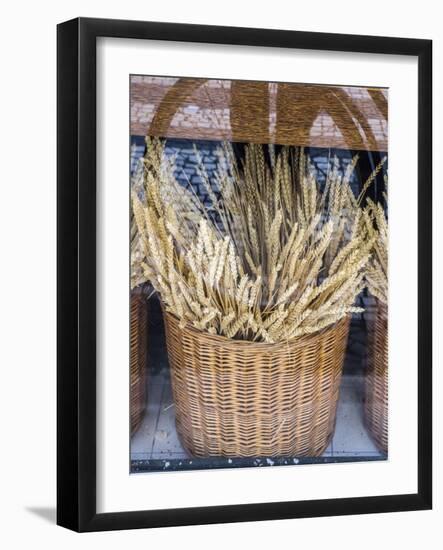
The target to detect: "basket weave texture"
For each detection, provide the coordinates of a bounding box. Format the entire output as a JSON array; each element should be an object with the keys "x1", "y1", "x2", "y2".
[
  {"x1": 130, "y1": 287, "x2": 148, "y2": 434},
  {"x1": 164, "y1": 311, "x2": 350, "y2": 458},
  {"x1": 364, "y1": 299, "x2": 388, "y2": 453}
]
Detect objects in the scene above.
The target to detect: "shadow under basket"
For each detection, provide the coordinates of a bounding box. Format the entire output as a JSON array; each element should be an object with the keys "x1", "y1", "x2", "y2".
[
  {"x1": 130, "y1": 286, "x2": 149, "y2": 435},
  {"x1": 364, "y1": 299, "x2": 388, "y2": 454},
  {"x1": 164, "y1": 311, "x2": 350, "y2": 458}
]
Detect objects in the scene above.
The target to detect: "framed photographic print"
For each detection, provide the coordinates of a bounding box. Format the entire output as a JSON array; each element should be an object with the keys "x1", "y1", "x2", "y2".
[{"x1": 57, "y1": 17, "x2": 432, "y2": 531}]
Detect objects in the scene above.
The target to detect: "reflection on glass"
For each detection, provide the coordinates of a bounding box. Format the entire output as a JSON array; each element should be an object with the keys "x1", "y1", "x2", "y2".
[{"x1": 129, "y1": 76, "x2": 388, "y2": 473}]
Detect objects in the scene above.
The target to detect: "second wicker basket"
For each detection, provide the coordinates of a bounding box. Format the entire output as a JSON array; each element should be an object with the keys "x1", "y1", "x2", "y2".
[
  {"x1": 130, "y1": 286, "x2": 149, "y2": 434},
  {"x1": 364, "y1": 299, "x2": 388, "y2": 453}
]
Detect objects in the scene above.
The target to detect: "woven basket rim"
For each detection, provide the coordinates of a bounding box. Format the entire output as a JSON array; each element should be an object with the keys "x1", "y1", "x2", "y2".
[{"x1": 164, "y1": 308, "x2": 350, "y2": 350}]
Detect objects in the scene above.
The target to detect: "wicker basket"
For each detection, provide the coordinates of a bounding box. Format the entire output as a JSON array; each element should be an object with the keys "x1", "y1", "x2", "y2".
[
  {"x1": 364, "y1": 299, "x2": 388, "y2": 453},
  {"x1": 164, "y1": 311, "x2": 350, "y2": 457},
  {"x1": 130, "y1": 286, "x2": 149, "y2": 434}
]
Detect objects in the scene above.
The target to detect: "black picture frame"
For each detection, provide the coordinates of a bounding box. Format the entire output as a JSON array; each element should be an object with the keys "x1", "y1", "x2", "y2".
[{"x1": 57, "y1": 17, "x2": 432, "y2": 532}]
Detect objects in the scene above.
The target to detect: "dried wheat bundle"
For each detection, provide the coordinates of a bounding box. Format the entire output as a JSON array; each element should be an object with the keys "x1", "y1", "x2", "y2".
[
  {"x1": 131, "y1": 215, "x2": 146, "y2": 289},
  {"x1": 362, "y1": 197, "x2": 388, "y2": 304},
  {"x1": 132, "y1": 138, "x2": 375, "y2": 343},
  {"x1": 131, "y1": 158, "x2": 150, "y2": 290}
]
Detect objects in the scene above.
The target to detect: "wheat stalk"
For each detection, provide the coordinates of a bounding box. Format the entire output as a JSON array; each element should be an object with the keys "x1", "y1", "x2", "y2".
[
  {"x1": 361, "y1": 198, "x2": 388, "y2": 304},
  {"x1": 132, "y1": 139, "x2": 372, "y2": 342}
]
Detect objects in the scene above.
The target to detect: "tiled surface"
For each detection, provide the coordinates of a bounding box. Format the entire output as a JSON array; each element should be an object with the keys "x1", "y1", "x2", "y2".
[
  {"x1": 332, "y1": 375, "x2": 380, "y2": 457},
  {"x1": 131, "y1": 371, "x2": 382, "y2": 462}
]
